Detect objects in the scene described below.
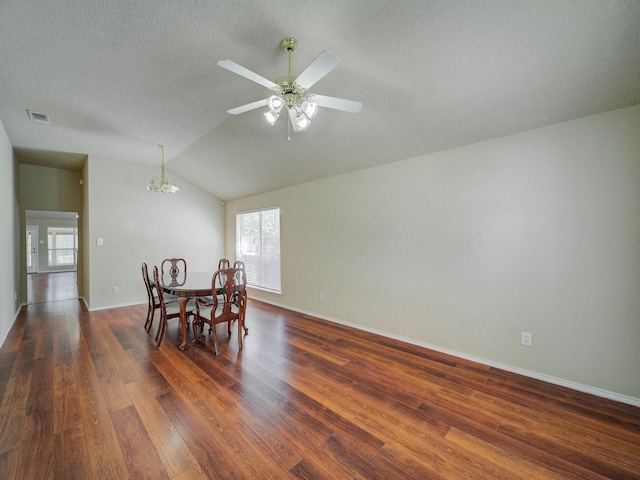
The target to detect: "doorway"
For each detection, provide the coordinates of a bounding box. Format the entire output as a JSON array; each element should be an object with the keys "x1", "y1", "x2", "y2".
[
  {"x1": 26, "y1": 225, "x2": 38, "y2": 274},
  {"x1": 25, "y1": 210, "x2": 80, "y2": 304}
]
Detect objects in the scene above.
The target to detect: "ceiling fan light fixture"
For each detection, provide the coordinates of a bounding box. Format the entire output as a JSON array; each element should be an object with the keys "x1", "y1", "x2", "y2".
[
  {"x1": 302, "y1": 99, "x2": 318, "y2": 118},
  {"x1": 268, "y1": 95, "x2": 284, "y2": 112},
  {"x1": 295, "y1": 112, "x2": 311, "y2": 130},
  {"x1": 264, "y1": 110, "x2": 280, "y2": 125}
]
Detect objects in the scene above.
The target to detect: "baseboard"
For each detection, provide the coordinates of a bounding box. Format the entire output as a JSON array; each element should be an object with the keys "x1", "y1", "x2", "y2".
[
  {"x1": 0, "y1": 303, "x2": 27, "y2": 349},
  {"x1": 33, "y1": 269, "x2": 78, "y2": 274},
  {"x1": 86, "y1": 299, "x2": 144, "y2": 312},
  {"x1": 250, "y1": 296, "x2": 640, "y2": 408}
]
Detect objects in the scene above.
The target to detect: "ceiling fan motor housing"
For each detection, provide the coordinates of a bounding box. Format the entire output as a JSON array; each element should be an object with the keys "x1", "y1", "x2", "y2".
[{"x1": 274, "y1": 76, "x2": 307, "y2": 108}]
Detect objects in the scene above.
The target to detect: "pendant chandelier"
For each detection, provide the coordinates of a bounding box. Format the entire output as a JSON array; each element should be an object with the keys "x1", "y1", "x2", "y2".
[{"x1": 146, "y1": 144, "x2": 179, "y2": 193}]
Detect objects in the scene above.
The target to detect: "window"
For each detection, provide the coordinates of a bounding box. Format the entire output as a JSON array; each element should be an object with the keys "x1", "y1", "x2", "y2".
[
  {"x1": 236, "y1": 207, "x2": 281, "y2": 293},
  {"x1": 48, "y1": 227, "x2": 78, "y2": 266}
]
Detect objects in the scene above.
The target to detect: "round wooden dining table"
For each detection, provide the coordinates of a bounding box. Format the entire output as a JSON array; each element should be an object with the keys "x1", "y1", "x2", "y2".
[{"x1": 160, "y1": 271, "x2": 214, "y2": 350}]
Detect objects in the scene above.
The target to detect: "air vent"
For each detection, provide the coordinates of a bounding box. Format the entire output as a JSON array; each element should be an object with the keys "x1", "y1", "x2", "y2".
[{"x1": 27, "y1": 110, "x2": 50, "y2": 124}]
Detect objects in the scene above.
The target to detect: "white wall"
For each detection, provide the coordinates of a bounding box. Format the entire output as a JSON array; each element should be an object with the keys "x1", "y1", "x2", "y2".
[
  {"x1": 86, "y1": 156, "x2": 225, "y2": 310},
  {"x1": 0, "y1": 119, "x2": 20, "y2": 346},
  {"x1": 226, "y1": 106, "x2": 640, "y2": 403}
]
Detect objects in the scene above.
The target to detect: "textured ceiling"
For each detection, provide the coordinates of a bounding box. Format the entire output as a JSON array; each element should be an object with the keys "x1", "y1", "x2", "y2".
[{"x1": 2, "y1": 0, "x2": 639, "y2": 200}]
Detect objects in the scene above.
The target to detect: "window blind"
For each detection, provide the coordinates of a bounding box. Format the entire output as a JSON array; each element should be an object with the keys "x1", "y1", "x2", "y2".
[
  {"x1": 47, "y1": 227, "x2": 78, "y2": 266},
  {"x1": 236, "y1": 207, "x2": 281, "y2": 293}
]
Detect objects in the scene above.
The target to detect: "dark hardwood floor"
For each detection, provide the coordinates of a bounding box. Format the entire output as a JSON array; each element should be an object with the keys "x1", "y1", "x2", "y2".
[
  {"x1": 27, "y1": 272, "x2": 78, "y2": 304},
  {"x1": 0, "y1": 298, "x2": 639, "y2": 479}
]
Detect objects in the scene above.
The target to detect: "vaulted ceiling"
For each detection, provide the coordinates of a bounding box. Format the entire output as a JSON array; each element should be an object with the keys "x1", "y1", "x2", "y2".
[{"x1": 2, "y1": 1, "x2": 639, "y2": 200}]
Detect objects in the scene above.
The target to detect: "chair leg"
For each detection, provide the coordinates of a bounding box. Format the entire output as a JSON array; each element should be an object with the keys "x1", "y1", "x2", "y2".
[
  {"x1": 235, "y1": 303, "x2": 249, "y2": 334},
  {"x1": 211, "y1": 324, "x2": 220, "y2": 356},
  {"x1": 155, "y1": 316, "x2": 166, "y2": 347},
  {"x1": 191, "y1": 316, "x2": 202, "y2": 344},
  {"x1": 144, "y1": 304, "x2": 152, "y2": 331},
  {"x1": 146, "y1": 304, "x2": 157, "y2": 333},
  {"x1": 237, "y1": 318, "x2": 244, "y2": 350}
]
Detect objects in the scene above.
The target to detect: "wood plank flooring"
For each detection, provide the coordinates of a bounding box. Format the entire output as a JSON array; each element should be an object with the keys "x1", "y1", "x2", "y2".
[
  {"x1": 27, "y1": 272, "x2": 78, "y2": 304},
  {"x1": 1, "y1": 298, "x2": 639, "y2": 479}
]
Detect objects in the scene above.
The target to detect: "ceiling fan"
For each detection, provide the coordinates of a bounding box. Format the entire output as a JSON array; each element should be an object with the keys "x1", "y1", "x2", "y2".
[{"x1": 217, "y1": 36, "x2": 362, "y2": 136}]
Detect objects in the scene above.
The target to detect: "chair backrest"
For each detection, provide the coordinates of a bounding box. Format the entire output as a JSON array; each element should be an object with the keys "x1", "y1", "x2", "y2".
[
  {"x1": 211, "y1": 268, "x2": 247, "y2": 317},
  {"x1": 141, "y1": 262, "x2": 154, "y2": 300},
  {"x1": 233, "y1": 260, "x2": 245, "y2": 271},
  {"x1": 215, "y1": 259, "x2": 230, "y2": 288},
  {"x1": 161, "y1": 258, "x2": 187, "y2": 275},
  {"x1": 153, "y1": 265, "x2": 169, "y2": 307}
]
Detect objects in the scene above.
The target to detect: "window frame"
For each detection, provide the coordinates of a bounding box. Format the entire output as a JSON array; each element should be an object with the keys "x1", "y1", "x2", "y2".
[
  {"x1": 47, "y1": 226, "x2": 78, "y2": 267},
  {"x1": 235, "y1": 206, "x2": 281, "y2": 294}
]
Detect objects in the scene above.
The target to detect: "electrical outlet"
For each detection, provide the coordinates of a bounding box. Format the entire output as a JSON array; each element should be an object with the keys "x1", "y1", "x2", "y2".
[
  {"x1": 319, "y1": 293, "x2": 325, "y2": 302},
  {"x1": 113, "y1": 286, "x2": 119, "y2": 294},
  {"x1": 521, "y1": 331, "x2": 532, "y2": 347}
]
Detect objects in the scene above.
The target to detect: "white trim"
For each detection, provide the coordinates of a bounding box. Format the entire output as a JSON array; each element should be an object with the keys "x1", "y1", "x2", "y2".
[
  {"x1": 249, "y1": 296, "x2": 640, "y2": 408},
  {"x1": 34, "y1": 268, "x2": 78, "y2": 274},
  {"x1": 235, "y1": 205, "x2": 281, "y2": 215},
  {"x1": 0, "y1": 303, "x2": 26, "y2": 348},
  {"x1": 86, "y1": 300, "x2": 144, "y2": 312},
  {"x1": 26, "y1": 225, "x2": 38, "y2": 274},
  {"x1": 247, "y1": 285, "x2": 282, "y2": 296}
]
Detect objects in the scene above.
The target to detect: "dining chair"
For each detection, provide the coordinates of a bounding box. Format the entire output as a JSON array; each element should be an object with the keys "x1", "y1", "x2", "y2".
[
  {"x1": 233, "y1": 260, "x2": 244, "y2": 270},
  {"x1": 231, "y1": 260, "x2": 248, "y2": 333},
  {"x1": 197, "y1": 258, "x2": 230, "y2": 306},
  {"x1": 161, "y1": 257, "x2": 187, "y2": 275},
  {"x1": 153, "y1": 265, "x2": 195, "y2": 348},
  {"x1": 193, "y1": 267, "x2": 247, "y2": 356},
  {"x1": 216, "y1": 258, "x2": 232, "y2": 292},
  {"x1": 142, "y1": 262, "x2": 178, "y2": 333}
]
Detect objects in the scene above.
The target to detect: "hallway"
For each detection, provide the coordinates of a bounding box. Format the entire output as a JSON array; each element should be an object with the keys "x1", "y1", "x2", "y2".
[{"x1": 27, "y1": 272, "x2": 78, "y2": 304}]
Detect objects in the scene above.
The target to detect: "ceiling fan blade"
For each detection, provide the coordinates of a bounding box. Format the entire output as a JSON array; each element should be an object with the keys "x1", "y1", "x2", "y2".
[
  {"x1": 295, "y1": 50, "x2": 341, "y2": 90},
  {"x1": 227, "y1": 98, "x2": 269, "y2": 115},
  {"x1": 311, "y1": 94, "x2": 362, "y2": 113},
  {"x1": 217, "y1": 59, "x2": 277, "y2": 90}
]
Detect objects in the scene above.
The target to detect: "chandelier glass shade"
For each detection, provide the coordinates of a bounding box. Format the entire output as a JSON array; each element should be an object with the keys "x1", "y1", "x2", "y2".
[{"x1": 146, "y1": 144, "x2": 179, "y2": 193}]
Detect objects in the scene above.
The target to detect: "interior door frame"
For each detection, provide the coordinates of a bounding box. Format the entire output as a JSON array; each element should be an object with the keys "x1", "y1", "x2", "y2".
[{"x1": 26, "y1": 225, "x2": 38, "y2": 274}]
